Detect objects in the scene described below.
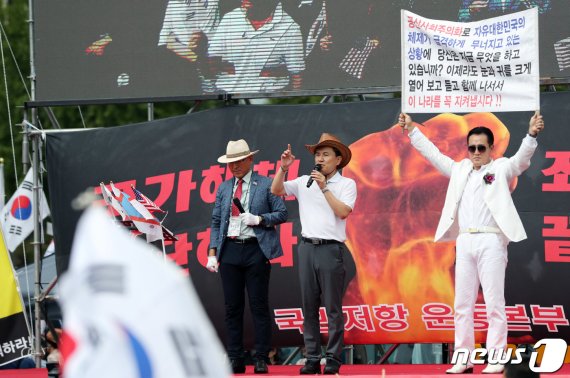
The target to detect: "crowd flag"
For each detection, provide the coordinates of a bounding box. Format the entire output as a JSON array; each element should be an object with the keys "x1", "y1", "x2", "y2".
[
  {"x1": 100, "y1": 183, "x2": 169, "y2": 243},
  {"x1": 132, "y1": 185, "x2": 166, "y2": 214},
  {"x1": 59, "y1": 206, "x2": 230, "y2": 378},
  {"x1": 100, "y1": 182, "x2": 128, "y2": 221}
]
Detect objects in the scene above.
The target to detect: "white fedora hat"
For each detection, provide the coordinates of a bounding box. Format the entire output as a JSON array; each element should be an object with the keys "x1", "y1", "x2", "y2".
[{"x1": 217, "y1": 139, "x2": 259, "y2": 163}]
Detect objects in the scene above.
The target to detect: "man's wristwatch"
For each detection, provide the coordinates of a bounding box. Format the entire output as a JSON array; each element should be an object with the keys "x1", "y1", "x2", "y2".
[
  {"x1": 528, "y1": 132, "x2": 537, "y2": 138},
  {"x1": 258, "y1": 215, "x2": 264, "y2": 225}
]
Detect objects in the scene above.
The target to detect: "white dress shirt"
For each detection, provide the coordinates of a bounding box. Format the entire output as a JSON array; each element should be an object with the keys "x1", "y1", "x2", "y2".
[
  {"x1": 232, "y1": 170, "x2": 256, "y2": 238},
  {"x1": 457, "y1": 161, "x2": 500, "y2": 231}
]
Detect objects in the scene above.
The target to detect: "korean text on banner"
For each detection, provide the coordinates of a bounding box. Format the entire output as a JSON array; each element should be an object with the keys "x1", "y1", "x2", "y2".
[
  {"x1": 0, "y1": 228, "x2": 32, "y2": 366},
  {"x1": 401, "y1": 8, "x2": 539, "y2": 113}
]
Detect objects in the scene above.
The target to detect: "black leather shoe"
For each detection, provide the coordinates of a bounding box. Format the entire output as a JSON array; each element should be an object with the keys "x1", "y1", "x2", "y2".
[
  {"x1": 254, "y1": 360, "x2": 268, "y2": 374},
  {"x1": 300, "y1": 360, "x2": 321, "y2": 375},
  {"x1": 323, "y1": 360, "x2": 340, "y2": 375},
  {"x1": 230, "y1": 359, "x2": 246, "y2": 374}
]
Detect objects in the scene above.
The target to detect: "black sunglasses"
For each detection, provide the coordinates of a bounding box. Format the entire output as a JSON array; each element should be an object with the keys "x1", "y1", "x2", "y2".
[{"x1": 468, "y1": 144, "x2": 487, "y2": 153}]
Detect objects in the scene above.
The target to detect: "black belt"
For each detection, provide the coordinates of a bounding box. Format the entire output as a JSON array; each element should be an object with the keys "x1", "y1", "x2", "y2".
[
  {"x1": 302, "y1": 237, "x2": 341, "y2": 245},
  {"x1": 228, "y1": 237, "x2": 258, "y2": 244}
]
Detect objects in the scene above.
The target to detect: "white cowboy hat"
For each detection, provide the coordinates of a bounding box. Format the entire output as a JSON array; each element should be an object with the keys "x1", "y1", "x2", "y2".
[{"x1": 217, "y1": 139, "x2": 259, "y2": 163}]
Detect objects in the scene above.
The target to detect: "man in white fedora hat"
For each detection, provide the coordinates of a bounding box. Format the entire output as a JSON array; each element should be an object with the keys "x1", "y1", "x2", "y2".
[
  {"x1": 207, "y1": 139, "x2": 288, "y2": 374},
  {"x1": 271, "y1": 133, "x2": 357, "y2": 375}
]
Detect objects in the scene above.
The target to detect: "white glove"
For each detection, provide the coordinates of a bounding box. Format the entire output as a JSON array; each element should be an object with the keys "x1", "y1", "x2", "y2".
[
  {"x1": 206, "y1": 256, "x2": 218, "y2": 273},
  {"x1": 240, "y1": 212, "x2": 260, "y2": 226}
]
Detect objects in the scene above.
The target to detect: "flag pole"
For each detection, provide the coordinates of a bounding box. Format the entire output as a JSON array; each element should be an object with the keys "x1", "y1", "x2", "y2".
[
  {"x1": 31, "y1": 133, "x2": 43, "y2": 367},
  {"x1": 27, "y1": 0, "x2": 42, "y2": 364}
]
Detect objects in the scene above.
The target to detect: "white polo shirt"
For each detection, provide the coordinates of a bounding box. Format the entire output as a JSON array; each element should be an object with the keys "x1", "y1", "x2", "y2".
[
  {"x1": 284, "y1": 172, "x2": 357, "y2": 242},
  {"x1": 208, "y1": 3, "x2": 305, "y2": 93},
  {"x1": 158, "y1": 0, "x2": 220, "y2": 46}
]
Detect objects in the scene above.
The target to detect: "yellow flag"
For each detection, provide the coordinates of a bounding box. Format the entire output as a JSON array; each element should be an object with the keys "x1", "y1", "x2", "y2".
[{"x1": 0, "y1": 228, "x2": 23, "y2": 318}]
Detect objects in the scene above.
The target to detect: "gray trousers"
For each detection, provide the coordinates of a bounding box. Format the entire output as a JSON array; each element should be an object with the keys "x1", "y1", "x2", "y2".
[{"x1": 298, "y1": 240, "x2": 347, "y2": 364}]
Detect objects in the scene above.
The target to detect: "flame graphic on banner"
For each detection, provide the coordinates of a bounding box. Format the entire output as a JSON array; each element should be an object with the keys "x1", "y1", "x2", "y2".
[{"x1": 343, "y1": 113, "x2": 512, "y2": 343}]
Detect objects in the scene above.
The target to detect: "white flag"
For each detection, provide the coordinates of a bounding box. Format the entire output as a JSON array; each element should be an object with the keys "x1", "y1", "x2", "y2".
[
  {"x1": 0, "y1": 170, "x2": 50, "y2": 252},
  {"x1": 128, "y1": 199, "x2": 163, "y2": 243},
  {"x1": 100, "y1": 183, "x2": 128, "y2": 221},
  {"x1": 60, "y1": 207, "x2": 230, "y2": 378}
]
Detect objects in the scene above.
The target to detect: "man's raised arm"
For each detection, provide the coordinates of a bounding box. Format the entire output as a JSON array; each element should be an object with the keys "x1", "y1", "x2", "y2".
[{"x1": 271, "y1": 144, "x2": 295, "y2": 196}]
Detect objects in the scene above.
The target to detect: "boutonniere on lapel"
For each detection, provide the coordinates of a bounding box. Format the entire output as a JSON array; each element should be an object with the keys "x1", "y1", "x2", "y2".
[{"x1": 483, "y1": 173, "x2": 495, "y2": 185}]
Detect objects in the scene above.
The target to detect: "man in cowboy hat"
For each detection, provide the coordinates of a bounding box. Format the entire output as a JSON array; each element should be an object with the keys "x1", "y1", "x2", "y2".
[
  {"x1": 207, "y1": 139, "x2": 288, "y2": 374},
  {"x1": 399, "y1": 112, "x2": 544, "y2": 374},
  {"x1": 271, "y1": 133, "x2": 357, "y2": 375}
]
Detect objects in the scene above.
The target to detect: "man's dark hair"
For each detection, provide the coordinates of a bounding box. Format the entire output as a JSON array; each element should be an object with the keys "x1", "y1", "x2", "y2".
[{"x1": 467, "y1": 126, "x2": 494, "y2": 146}]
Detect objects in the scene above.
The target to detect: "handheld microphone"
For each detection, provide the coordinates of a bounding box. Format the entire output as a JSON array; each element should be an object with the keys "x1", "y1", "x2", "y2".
[
  {"x1": 233, "y1": 197, "x2": 246, "y2": 213},
  {"x1": 306, "y1": 164, "x2": 322, "y2": 188}
]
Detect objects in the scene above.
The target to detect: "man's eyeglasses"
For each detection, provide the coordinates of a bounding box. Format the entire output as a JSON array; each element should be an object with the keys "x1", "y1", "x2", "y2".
[{"x1": 467, "y1": 144, "x2": 487, "y2": 153}]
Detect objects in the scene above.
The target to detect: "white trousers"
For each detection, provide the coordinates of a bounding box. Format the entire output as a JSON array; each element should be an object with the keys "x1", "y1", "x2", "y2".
[{"x1": 454, "y1": 233, "x2": 509, "y2": 355}]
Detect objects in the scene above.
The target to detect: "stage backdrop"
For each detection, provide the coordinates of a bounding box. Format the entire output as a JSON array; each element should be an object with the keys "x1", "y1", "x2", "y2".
[
  {"x1": 46, "y1": 93, "x2": 570, "y2": 346},
  {"x1": 33, "y1": 0, "x2": 569, "y2": 105}
]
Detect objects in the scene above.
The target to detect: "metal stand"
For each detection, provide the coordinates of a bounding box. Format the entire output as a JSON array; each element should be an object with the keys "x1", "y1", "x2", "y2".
[
  {"x1": 147, "y1": 103, "x2": 154, "y2": 121},
  {"x1": 282, "y1": 347, "x2": 302, "y2": 365},
  {"x1": 377, "y1": 344, "x2": 399, "y2": 364},
  {"x1": 31, "y1": 131, "x2": 42, "y2": 367},
  {"x1": 26, "y1": 126, "x2": 62, "y2": 367}
]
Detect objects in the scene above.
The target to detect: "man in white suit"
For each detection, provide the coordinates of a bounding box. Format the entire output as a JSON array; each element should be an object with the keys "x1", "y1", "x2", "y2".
[{"x1": 399, "y1": 112, "x2": 544, "y2": 374}]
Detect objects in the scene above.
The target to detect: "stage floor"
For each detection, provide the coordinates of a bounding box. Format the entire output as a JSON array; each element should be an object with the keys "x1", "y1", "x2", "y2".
[
  {"x1": 0, "y1": 369, "x2": 47, "y2": 378},
  {"x1": 236, "y1": 364, "x2": 570, "y2": 377}
]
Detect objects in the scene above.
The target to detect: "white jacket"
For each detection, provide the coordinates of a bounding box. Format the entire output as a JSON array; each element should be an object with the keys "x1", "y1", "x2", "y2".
[{"x1": 409, "y1": 128, "x2": 538, "y2": 243}]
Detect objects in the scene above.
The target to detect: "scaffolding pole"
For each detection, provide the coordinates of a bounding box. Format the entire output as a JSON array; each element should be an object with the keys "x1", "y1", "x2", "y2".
[{"x1": 31, "y1": 132, "x2": 42, "y2": 367}]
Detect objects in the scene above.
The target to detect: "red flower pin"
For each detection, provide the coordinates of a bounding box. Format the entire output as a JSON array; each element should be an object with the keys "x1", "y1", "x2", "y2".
[{"x1": 483, "y1": 173, "x2": 495, "y2": 185}]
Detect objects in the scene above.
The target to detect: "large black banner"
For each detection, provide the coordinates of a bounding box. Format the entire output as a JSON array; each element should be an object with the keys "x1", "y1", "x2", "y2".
[
  {"x1": 46, "y1": 93, "x2": 570, "y2": 345},
  {"x1": 34, "y1": 0, "x2": 569, "y2": 104}
]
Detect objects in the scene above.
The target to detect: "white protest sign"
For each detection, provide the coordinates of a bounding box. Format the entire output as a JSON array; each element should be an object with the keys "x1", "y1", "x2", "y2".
[{"x1": 401, "y1": 8, "x2": 539, "y2": 113}]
